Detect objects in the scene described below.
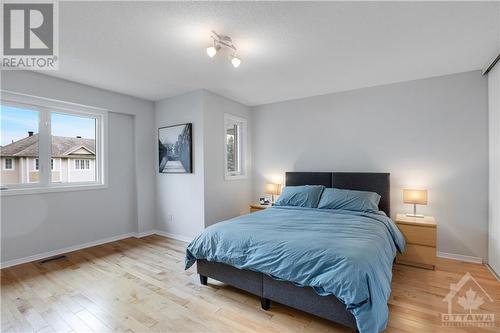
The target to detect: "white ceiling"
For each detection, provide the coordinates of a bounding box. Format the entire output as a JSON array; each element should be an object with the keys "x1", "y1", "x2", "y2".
[{"x1": 45, "y1": 1, "x2": 499, "y2": 106}]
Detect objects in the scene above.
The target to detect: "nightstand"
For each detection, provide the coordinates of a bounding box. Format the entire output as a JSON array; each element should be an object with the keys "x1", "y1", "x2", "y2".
[
  {"x1": 395, "y1": 213, "x2": 437, "y2": 270},
  {"x1": 250, "y1": 204, "x2": 271, "y2": 212}
]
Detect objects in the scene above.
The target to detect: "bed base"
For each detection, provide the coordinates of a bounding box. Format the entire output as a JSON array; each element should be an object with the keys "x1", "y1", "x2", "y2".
[{"x1": 197, "y1": 259, "x2": 358, "y2": 331}]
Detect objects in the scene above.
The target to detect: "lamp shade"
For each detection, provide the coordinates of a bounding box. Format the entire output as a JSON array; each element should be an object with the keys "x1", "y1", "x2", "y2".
[
  {"x1": 265, "y1": 183, "x2": 281, "y2": 195},
  {"x1": 403, "y1": 189, "x2": 428, "y2": 205}
]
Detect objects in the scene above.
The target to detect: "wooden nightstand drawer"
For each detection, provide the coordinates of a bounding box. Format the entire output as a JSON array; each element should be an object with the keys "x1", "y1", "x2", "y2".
[
  {"x1": 397, "y1": 224, "x2": 436, "y2": 247},
  {"x1": 397, "y1": 244, "x2": 436, "y2": 269}
]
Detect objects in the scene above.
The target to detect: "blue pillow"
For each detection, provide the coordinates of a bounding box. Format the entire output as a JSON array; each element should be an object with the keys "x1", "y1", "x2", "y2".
[
  {"x1": 317, "y1": 188, "x2": 381, "y2": 212},
  {"x1": 274, "y1": 185, "x2": 325, "y2": 208}
]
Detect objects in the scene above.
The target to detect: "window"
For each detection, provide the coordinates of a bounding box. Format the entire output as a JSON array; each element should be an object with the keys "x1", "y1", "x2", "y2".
[
  {"x1": 74, "y1": 159, "x2": 91, "y2": 170},
  {"x1": 1, "y1": 92, "x2": 107, "y2": 194},
  {"x1": 4, "y1": 158, "x2": 13, "y2": 170},
  {"x1": 224, "y1": 114, "x2": 247, "y2": 180}
]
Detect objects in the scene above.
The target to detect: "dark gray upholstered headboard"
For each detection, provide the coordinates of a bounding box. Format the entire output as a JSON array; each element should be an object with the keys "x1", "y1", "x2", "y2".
[{"x1": 285, "y1": 172, "x2": 391, "y2": 216}]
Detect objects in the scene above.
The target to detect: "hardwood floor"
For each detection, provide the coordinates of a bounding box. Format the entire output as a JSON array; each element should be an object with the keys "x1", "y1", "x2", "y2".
[{"x1": 1, "y1": 235, "x2": 499, "y2": 333}]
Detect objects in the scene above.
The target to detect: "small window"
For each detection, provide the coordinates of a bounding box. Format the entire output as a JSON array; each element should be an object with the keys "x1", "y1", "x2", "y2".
[
  {"x1": 224, "y1": 114, "x2": 247, "y2": 180},
  {"x1": 35, "y1": 158, "x2": 39, "y2": 170},
  {"x1": 75, "y1": 159, "x2": 90, "y2": 170},
  {"x1": 51, "y1": 159, "x2": 54, "y2": 170},
  {"x1": 4, "y1": 158, "x2": 13, "y2": 170}
]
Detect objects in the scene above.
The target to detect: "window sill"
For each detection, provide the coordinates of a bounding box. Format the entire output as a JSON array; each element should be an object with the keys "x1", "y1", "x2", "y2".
[
  {"x1": 0, "y1": 183, "x2": 108, "y2": 196},
  {"x1": 224, "y1": 174, "x2": 247, "y2": 181}
]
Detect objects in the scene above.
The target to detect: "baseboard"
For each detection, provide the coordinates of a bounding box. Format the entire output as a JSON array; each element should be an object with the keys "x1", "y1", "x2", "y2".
[
  {"x1": 135, "y1": 230, "x2": 156, "y2": 238},
  {"x1": 0, "y1": 230, "x2": 193, "y2": 269},
  {"x1": 437, "y1": 251, "x2": 484, "y2": 264},
  {"x1": 153, "y1": 229, "x2": 193, "y2": 243},
  {"x1": 0, "y1": 232, "x2": 137, "y2": 269},
  {"x1": 486, "y1": 264, "x2": 500, "y2": 281},
  {"x1": 3, "y1": 233, "x2": 483, "y2": 269}
]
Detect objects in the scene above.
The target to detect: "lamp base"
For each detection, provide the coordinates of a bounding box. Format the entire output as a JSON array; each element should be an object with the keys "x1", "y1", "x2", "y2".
[{"x1": 406, "y1": 213, "x2": 425, "y2": 218}]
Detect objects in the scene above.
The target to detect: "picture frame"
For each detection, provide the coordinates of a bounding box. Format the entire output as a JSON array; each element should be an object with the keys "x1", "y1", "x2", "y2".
[{"x1": 158, "y1": 123, "x2": 192, "y2": 173}]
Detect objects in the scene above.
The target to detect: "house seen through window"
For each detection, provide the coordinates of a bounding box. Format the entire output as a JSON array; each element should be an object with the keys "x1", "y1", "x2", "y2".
[{"x1": 1, "y1": 99, "x2": 102, "y2": 190}]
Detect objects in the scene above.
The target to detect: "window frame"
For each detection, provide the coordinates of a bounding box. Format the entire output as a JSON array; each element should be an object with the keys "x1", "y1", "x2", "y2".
[
  {"x1": 224, "y1": 113, "x2": 247, "y2": 181},
  {"x1": 0, "y1": 91, "x2": 108, "y2": 196},
  {"x1": 4, "y1": 158, "x2": 14, "y2": 170}
]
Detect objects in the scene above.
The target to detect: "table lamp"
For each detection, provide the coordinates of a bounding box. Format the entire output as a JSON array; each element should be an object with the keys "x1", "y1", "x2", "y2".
[
  {"x1": 265, "y1": 183, "x2": 281, "y2": 204},
  {"x1": 403, "y1": 189, "x2": 428, "y2": 218}
]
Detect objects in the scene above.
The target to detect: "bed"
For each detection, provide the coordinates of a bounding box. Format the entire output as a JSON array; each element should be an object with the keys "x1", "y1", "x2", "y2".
[{"x1": 185, "y1": 172, "x2": 404, "y2": 333}]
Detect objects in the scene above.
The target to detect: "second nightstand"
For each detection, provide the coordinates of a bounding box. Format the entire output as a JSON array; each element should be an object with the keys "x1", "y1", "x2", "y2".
[
  {"x1": 395, "y1": 213, "x2": 437, "y2": 270},
  {"x1": 250, "y1": 204, "x2": 271, "y2": 213}
]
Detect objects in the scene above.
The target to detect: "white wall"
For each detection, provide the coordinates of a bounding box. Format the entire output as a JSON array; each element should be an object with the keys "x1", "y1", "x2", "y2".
[
  {"x1": 155, "y1": 91, "x2": 206, "y2": 240},
  {"x1": 488, "y1": 63, "x2": 500, "y2": 275},
  {"x1": 1, "y1": 71, "x2": 156, "y2": 264},
  {"x1": 252, "y1": 71, "x2": 488, "y2": 260},
  {"x1": 154, "y1": 90, "x2": 252, "y2": 238},
  {"x1": 203, "y1": 91, "x2": 252, "y2": 226}
]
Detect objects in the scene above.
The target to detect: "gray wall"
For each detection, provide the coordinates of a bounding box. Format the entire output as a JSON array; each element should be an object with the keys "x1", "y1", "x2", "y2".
[
  {"x1": 2, "y1": 112, "x2": 136, "y2": 261},
  {"x1": 154, "y1": 90, "x2": 252, "y2": 239},
  {"x1": 203, "y1": 91, "x2": 252, "y2": 226},
  {"x1": 252, "y1": 71, "x2": 488, "y2": 260},
  {"x1": 1, "y1": 71, "x2": 156, "y2": 264},
  {"x1": 489, "y1": 63, "x2": 500, "y2": 274},
  {"x1": 155, "y1": 91, "x2": 206, "y2": 240}
]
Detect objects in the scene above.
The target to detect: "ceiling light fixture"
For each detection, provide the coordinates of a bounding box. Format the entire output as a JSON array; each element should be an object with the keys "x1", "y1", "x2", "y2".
[
  {"x1": 206, "y1": 30, "x2": 241, "y2": 68},
  {"x1": 231, "y1": 55, "x2": 241, "y2": 68},
  {"x1": 206, "y1": 46, "x2": 217, "y2": 58},
  {"x1": 206, "y1": 40, "x2": 220, "y2": 58}
]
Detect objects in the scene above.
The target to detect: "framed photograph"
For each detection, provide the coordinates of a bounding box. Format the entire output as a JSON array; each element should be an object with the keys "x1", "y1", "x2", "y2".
[{"x1": 158, "y1": 123, "x2": 192, "y2": 173}]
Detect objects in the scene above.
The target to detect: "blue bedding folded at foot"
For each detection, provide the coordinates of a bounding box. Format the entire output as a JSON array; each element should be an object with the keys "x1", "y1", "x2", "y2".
[{"x1": 185, "y1": 206, "x2": 405, "y2": 333}]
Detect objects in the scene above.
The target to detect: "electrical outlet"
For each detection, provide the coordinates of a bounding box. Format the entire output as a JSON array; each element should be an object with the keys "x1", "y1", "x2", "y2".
[{"x1": 167, "y1": 214, "x2": 173, "y2": 222}]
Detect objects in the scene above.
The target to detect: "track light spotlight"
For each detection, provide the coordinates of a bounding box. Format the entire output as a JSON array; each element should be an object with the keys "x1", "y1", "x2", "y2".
[
  {"x1": 206, "y1": 30, "x2": 241, "y2": 68},
  {"x1": 206, "y1": 46, "x2": 217, "y2": 58},
  {"x1": 231, "y1": 55, "x2": 241, "y2": 68},
  {"x1": 206, "y1": 42, "x2": 220, "y2": 58}
]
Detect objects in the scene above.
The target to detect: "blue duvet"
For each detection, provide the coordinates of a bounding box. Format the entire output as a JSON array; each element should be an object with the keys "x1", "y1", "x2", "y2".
[{"x1": 185, "y1": 206, "x2": 405, "y2": 333}]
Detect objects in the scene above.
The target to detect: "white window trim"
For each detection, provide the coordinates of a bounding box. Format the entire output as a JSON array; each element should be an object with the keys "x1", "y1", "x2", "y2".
[
  {"x1": 224, "y1": 113, "x2": 247, "y2": 181},
  {"x1": 3, "y1": 158, "x2": 14, "y2": 170},
  {"x1": 0, "y1": 90, "x2": 109, "y2": 196}
]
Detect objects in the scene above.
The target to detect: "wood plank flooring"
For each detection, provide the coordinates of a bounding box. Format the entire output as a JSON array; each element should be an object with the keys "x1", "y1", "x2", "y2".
[{"x1": 1, "y1": 235, "x2": 499, "y2": 332}]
